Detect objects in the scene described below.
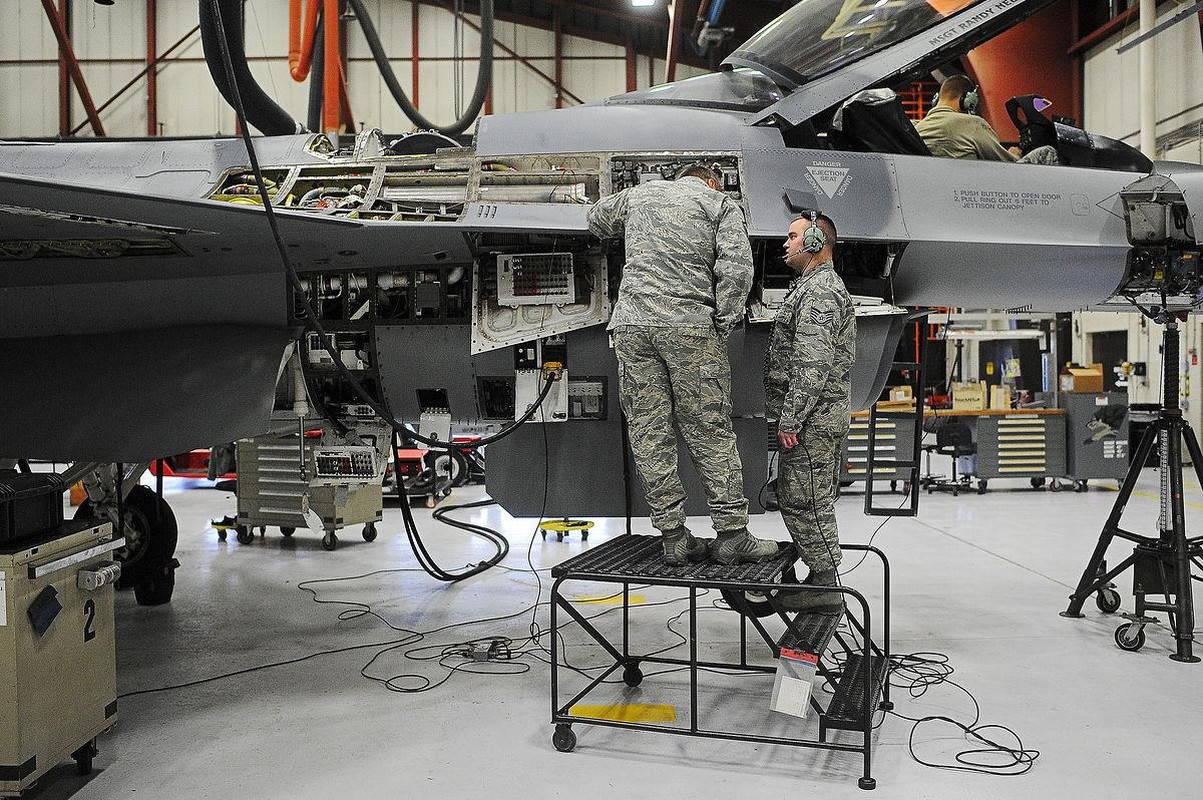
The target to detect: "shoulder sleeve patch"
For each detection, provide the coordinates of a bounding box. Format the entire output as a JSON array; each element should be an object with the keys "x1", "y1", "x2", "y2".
[{"x1": 808, "y1": 306, "x2": 834, "y2": 326}]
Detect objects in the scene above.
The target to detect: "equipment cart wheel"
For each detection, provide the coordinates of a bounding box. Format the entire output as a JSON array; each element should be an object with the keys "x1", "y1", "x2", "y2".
[
  {"x1": 1074, "y1": 480, "x2": 1089, "y2": 493},
  {"x1": 552, "y1": 724, "x2": 577, "y2": 753},
  {"x1": 280, "y1": 527, "x2": 295, "y2": 537},
  {"x1": 72, "y1": 739, "x2": 98, "y2": 775},
  {"x1": 322, "y1": 532, "x2": 338, "y2": 551},
  {"x1": 362, "y1": 523, "x2": 378, "y2": 542},
  {"x1": 977, "y1": 479, "x2": 988, "y2": 494},
  {"x1": 1096, "y1": 587, "x2": 1121, "y2": 614},
  {"x1": 1030, "y1": 477, "x2": 1046, "y2": 489},
  {"x1": 1049, "y1": 479, "x2": 1064, "y2": 493},
  {"x1": 1115, "y1": 623, "x2": 1146, "y2": 652},
  {"x1": 217, "y1": 529, "x2": 228, "y2": 542},
  {"x1": 235, "y1": 525, "x2": 254, "y2": 545},
  {"x1": 622, "y1": 663, "x2": 644, "y2": 687}
]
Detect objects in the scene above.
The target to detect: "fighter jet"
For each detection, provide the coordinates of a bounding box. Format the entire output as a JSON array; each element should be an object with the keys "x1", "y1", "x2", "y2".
[{"x1": 2, "y1": 0, "x2": 1200, "y2": 599}]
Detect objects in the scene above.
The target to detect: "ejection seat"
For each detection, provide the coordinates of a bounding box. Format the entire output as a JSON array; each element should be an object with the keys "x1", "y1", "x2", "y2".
[
  {"x1": 828, "y1": 89, "x2": 932, "y2": 157},
  {"x1": 1006, "y1": 94, "x2": 1153, "y2": 172}
]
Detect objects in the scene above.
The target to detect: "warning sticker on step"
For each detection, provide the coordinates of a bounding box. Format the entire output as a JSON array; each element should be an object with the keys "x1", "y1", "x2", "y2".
[{"x1": 0, "y1": 574, "x2": 6, "y2": 626}]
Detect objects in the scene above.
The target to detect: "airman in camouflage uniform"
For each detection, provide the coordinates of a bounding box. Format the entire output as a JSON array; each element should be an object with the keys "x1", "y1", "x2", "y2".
[
  {"x1": 588, "y1": 165, "x2": 779, "y2": 566},
  {"x1": 765, "y1": 213, "x2": 856, "y2": 612}
]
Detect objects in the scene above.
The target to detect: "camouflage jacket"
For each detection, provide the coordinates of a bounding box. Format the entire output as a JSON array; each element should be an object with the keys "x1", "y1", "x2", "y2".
[
  {"x1": 764, "y1": 261, "x2": 856, "y2": 434},
  {"x1": 586, "y1": 176, "x2": 753, "y2": 334}
]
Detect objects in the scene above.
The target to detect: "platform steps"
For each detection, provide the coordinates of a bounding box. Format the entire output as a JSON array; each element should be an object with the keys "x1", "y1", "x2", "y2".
[{"x1": 776, "y1": 610, "x2": 889, "y2": 737}]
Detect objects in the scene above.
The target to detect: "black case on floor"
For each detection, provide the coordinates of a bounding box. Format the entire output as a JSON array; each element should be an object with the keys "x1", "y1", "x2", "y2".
[{"x1": 0, "y1": 473, "x2": 65, "y2": 544}]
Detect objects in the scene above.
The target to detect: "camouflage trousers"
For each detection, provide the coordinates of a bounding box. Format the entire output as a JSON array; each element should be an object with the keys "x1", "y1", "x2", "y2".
[
  {"x1": 1019, "y1": 145, "x2": 1060, "y2": 165},
  {"x1": 613, "y1": 326, "x2": 749, "y2": 534},
  {"x1": 778, "y1": 432, "x2": 844, "y2": 572}
]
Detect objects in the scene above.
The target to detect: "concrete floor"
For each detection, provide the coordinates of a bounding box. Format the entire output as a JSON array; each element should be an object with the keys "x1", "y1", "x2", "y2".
[{"x1": 28, "y1": 472, "x2": 1203, "y2": 799}]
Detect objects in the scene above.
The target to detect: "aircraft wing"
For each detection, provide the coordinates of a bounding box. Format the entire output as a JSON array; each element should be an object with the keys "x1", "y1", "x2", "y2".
[{"x1": 0, "y1": 173, "x2": 463, "y2": 462}]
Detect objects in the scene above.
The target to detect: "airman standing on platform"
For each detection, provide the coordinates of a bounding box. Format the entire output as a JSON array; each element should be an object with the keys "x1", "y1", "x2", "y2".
[{"x1": 588, "y1": 164, "x2": 780, "y2": 567}]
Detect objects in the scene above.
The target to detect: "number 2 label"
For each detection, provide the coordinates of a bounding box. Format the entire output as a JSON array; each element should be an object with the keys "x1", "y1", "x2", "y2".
[{"x1": 83, "y1": 599, "x2": 96, "y2": 642}]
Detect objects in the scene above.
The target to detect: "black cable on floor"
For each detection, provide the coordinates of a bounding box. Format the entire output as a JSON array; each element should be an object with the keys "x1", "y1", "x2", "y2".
[{"x1": 883, "y1": 651, "x2": 1040, "y2": 776}]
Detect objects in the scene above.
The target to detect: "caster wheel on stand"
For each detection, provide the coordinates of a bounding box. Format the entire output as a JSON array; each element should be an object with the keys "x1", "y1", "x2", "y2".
[
  {"x1": 552, "y1": 724, "x2": 576, "y2": 753},
  {"x1": 72, "y1": 739, "x2": 98, "y2": 775},
  {"x1": 541, "y1": 530, "x2": 547, "y2": 540},
  {"x1": 363, "y1": 523, "x2": 378, "y2": 542},
  {"x1": 858, "y1": 777, "x2": 877, "y2": 791},
  {"x1": 235, "y1": 525, "x2": 254, "y2": 545},
  {"x1": 1030, "y1": 477, "x2": 1046, "y2": 489},
  {"x1": 1115, "y1": 623, "x2": 1146, "y2": 652},
  {"x1": 1074, "y1": 480, "x2": 1089, "y2": 493},
  {"x1": 217, "y1": 530, "x2": 228, "y2": 542},
  {"x1": 622, "y1": 663, "x2": 643, "y2": 687},
  {"x1": 977, "y1": 480, "x2": 988, "y2": 494},
  {"x1": 322, "y1": 532, "x2": 338, "y2": 551},
  {"x1": 1096, "y1": 587, "x2": 1121, "y2": 614}
]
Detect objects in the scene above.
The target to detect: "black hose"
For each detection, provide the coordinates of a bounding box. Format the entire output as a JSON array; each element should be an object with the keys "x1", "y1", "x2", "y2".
[
  {"x1": 347, "y1": 0, "x2": 493, "y2": 136},
  {"x1": 306, "y1": 7, "x2": 324, "y2": 133},
  {"x1": 392, "y1": 432, "x2": 509, "y2": 582},
  {"x1": 199, "y1": 0, "x2": 303, "y2": 135},
  {"x1": 205, "y1": 0, "x2": 554, "y2": 454}
]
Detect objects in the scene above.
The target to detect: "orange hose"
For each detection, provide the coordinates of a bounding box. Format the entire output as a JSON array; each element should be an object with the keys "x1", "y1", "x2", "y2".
[
  {"x1": 288, "y1": 0, "x2": 320, "y2": 82},
  {"x1": 322, "y1": 0, "x2": 340, "y2": 131}
]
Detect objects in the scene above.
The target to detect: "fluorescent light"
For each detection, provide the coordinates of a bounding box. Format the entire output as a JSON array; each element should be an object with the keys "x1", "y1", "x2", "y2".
[{"x1": 631, "y1": 0, "x2": 657, "y2": 7}]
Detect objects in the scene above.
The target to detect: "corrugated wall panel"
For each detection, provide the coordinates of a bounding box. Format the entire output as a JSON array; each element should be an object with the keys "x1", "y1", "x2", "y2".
[
  {"x1": 2, "y1": 0, "x2": 717, "y2": 138},
  {"x1": 1083, "y1": 8, "x2": 1203, "y2": 155}
]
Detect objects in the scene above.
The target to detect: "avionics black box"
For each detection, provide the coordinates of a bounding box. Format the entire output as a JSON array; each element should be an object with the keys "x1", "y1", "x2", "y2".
[{"x1": 0, "y1": 474, "x2": 64, "y2": 545}]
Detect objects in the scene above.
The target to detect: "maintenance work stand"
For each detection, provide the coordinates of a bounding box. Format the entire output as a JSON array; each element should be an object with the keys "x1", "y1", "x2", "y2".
[{"x1": 549, "y1": 535, "x2": 892, "y2": 790}]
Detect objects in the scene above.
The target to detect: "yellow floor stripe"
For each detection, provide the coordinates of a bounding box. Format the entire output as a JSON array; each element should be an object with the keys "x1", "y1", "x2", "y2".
[
  {"x1": 574, "y1": 594, "x2": 646, "y2": 605},
  {"x1": 570, "y1": 704, "x2": 677, "y2": 723},
  {"x1": 1103, "y1": 484, "x2": 1203, "y2": 510}
]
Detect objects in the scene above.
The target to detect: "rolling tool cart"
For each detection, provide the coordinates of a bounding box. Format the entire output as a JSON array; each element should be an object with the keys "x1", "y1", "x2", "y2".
[
  {"x1": 1, "y1": 473, "x2": 121, "y2": 796},
  {"x1": 233, "y1": 417, "x2": 390, "y2": 550},
  {"x1": 549, "y1": 535, "x2": 891, "y2": 790}
]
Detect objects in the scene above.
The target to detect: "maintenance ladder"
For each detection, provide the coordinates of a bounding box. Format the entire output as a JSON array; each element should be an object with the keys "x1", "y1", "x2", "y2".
[
  {"x1": 863, "y1": 359, "x2": 924, "y2": 517},
  {"x1": 548, "y1": 534, "x2": 892, "y2": 790}
]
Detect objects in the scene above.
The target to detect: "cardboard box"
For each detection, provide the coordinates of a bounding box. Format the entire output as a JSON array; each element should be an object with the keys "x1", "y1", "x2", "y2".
[
  {"x1": 989, "y1": 385, "x2": 1012, "y2": 410},
  {"x1": 1060, "y1": 363, "x2": 1104, "y2": 394},
  {"x1": 889, "y1": 385, "x2": 913, "y2": 402},
  {"x1": 952, "y1": 381, "x2": 987, "y2": 411}
]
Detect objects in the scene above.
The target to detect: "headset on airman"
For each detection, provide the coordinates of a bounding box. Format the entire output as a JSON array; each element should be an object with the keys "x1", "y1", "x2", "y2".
[
  {"x1": 933, "y1": 77, "x2": 980, "y2": 115},
  {"x1": 799, "y1": 210, "x2": 828, "y2": 254}
]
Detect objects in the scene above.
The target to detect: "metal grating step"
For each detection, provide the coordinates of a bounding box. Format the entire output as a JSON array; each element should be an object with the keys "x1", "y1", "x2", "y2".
[
  {"x1": 777, "y1": 610, "x2": 843, "y2": 656},
  {"x1": 823, "y1": 653, "x2": 889, "y2": 733},
  {"x1": 551, "y1": 534, "x2": 796, "y2": 583}
]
